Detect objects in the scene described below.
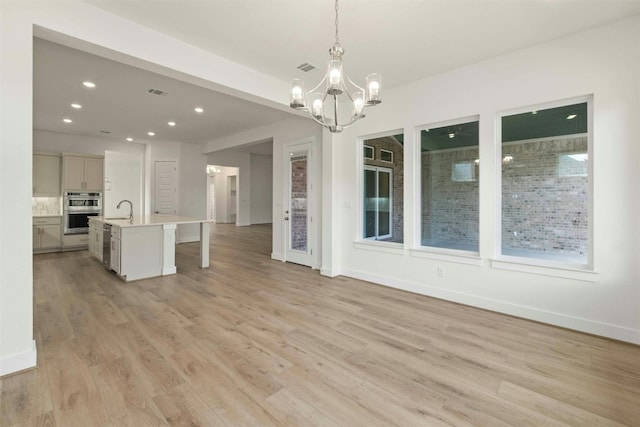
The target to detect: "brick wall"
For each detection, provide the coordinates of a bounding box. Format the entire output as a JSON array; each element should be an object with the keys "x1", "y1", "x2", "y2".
[
  {"x1": 502, "y1": 136, "x2": 588, "y2": 257},
  {"x1": 421, "y1": 147, "x2": 479, "y2": 248}
]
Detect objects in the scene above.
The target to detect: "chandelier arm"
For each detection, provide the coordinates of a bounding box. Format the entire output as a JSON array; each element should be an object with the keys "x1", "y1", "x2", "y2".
[
  {"x1": 309, "y1": 114, "x2": 329, "y2": 127},
  {"x1": 344, "y1": 72, "x2": 365, "y2": 93},
  {"x1": 337, "y1": 111, "x2": 366, "y2": 130},
  {"x1": 307, "y1": 74, "x2": 328, "y2": 94}
]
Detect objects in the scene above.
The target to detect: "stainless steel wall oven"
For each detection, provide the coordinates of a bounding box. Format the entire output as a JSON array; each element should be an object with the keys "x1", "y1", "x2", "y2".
[{"x1": 63, "y1": 191, "x2": 102, "y2": 235}]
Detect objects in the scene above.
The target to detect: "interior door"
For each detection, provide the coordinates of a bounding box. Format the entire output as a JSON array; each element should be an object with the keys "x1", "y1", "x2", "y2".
[
  {"x1": 154, "y1": 161, "x2": 177, "y2": 214},
  {"x1": 284, "y1": 143, "x2": 313, "y2": 267}
]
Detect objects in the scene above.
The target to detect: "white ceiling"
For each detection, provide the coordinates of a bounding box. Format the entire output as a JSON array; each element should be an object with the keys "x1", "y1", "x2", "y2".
[
  {"x1": 33, "y1": 38, "x2": 294, "y2": 146},
  {"x1": 34, "y1": 0, "x2": 640, "y2": 149}
]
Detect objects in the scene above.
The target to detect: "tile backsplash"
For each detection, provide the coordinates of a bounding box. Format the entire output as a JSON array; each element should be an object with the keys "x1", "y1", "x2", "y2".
[{"x1": 32, "y1": 197, "x2": 62, "y2": 216}]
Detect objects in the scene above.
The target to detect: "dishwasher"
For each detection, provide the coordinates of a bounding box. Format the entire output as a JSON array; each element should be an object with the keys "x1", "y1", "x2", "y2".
[{"x1": 102, "y1": 223, "x2": 112, "y2": 269}]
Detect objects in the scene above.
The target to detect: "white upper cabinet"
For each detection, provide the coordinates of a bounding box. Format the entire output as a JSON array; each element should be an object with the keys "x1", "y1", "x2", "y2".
[
  {"x1": 33, "y1": 154, "x2": 61, "y2": 196},
  {"x1": 63, "y1": 155, "x2": 103, "y2": 191}
]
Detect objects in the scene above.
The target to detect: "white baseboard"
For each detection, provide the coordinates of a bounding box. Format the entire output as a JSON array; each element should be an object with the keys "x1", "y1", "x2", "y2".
[
  {"x1": 0, "y1": 340, "x2": 37, "y2": 377},
  {"x1": 176, "y1": 237, "x2": 199, "y2": 244},
  {"x1": 320, "y1": 267, "x2": 340, "y2": 278},
  {"x1": 341, "y1": 268, "x2": 640, "y2": 345},
  {"x1": 271, "y1": 252, "x2": 283, "y2": 262}
]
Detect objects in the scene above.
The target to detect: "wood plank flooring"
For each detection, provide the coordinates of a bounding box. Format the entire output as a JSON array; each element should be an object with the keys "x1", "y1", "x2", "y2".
[{"x1": 2, "y1": 223, "x2": 640, "y2": 426}]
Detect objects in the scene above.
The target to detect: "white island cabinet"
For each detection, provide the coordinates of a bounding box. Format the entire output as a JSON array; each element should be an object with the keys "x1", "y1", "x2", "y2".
[{"x1": 89, "y1": 215, "x2": 210, "y2": 282}]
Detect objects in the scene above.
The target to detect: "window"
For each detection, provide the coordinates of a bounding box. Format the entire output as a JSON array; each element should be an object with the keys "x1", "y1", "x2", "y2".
[
  {"x1": 500, "y1": 100, "x2": 590, "y2": 265},
  {"x1": 419, "y1": 119, "x2": 479, "y2": 252},
  {"x1": 380, "y1": 149, "x2": 393, "y2": 163},
  {"x1": 362, "y1": 132, "x2": 404, "y2": 243},
  {"x1": 364, "y1": 145, "x2": 374, "y2": 160}
]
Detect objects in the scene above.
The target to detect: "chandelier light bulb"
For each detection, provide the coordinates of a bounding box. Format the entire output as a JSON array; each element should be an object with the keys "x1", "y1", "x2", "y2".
[
  {"x1": 369, "y1": 81, "x2": 379, "y2": 97},
  {"x1": 329, "y1": 69, "x2": 341, "y2": 86},
  {"x1": 353, "y1": 91, "x2": 364, "y2": 116},
  {"x1": 311, "y1": 95, "x2": 324, "y2": 118},
  {"x1": 290, "y1": 79, "x2": 306, "y2": 108}
]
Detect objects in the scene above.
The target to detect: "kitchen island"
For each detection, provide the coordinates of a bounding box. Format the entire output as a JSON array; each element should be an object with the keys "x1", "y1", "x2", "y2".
[{"x1": 89, "y1": 215, "x2": 210, "y2": 282}]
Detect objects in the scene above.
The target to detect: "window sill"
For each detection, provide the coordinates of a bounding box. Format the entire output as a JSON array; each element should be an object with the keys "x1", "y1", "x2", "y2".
[
  {"x1": 353, "y1": 240, "x2": 405, "y2": 255},
  {"x1": 410, "y1": 247, "x2": 483, "y2": 266},
  {"x1": 490, "y1": 256, "x2": 597, "y2": 282}
]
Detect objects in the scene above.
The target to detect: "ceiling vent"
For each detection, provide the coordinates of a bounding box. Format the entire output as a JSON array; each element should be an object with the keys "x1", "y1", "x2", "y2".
[
  {"x1": 147, "y1": 88, "x2": 168, "y2": 96},
  {"x1": 296, "y1": 62, "x2": 318, "y2": 72},
  {"x1": 100, "y1": 130, "x2": 111, "y2": 134}
]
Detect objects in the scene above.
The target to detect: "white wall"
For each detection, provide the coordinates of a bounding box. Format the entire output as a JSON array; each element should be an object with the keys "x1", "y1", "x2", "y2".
[
  {"x1": 206, "y1": 150, "x2": 251, "y2": 226},
  {"x1": 177, "y1": 142, "x2": 207, "y2": 242},
  {"x1": 327, "y1": 16, "x2": 640, "y2": 344},
  {"x1": 104, "y1": 151, "x2": 143, "y2": 218},
  {"x1": 0, "y1": 3, "x2": 35, "y2": 376},
  {"x1": 207, "y1": 152, "x2": 273, "y2": 225},
  {"x1": 207, "y1": 166, "x2": 239, "y2": 224},
  {"x1": 250, "y1": 153, "x2": 273, "y2": 224}
]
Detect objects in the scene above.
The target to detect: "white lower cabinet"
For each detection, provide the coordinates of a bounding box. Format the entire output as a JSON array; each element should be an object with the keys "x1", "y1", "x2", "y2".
[
  {"x1": 88, "y1": 218, "x2": 103, "y2": 260},
  {"x1": 33, "y1": 217, "x2": 62, "y2": 252}
]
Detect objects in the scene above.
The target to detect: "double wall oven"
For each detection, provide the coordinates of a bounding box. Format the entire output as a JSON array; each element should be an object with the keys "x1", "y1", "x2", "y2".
[{"x1": 63, "y1": 191, "x2": 102, "y2": 235}]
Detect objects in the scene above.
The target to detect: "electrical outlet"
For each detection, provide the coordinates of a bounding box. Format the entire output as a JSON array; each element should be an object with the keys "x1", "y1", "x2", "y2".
[{"x1": 437, "y1": 266, "x2": 445, "y2": 277}]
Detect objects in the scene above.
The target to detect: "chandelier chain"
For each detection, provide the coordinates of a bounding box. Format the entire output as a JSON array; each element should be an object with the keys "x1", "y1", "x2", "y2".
[{"x1": 334, "y1": 0, "x2": 340, "y2": 45}]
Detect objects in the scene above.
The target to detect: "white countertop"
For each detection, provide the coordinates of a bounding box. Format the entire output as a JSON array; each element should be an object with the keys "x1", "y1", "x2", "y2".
[{"x1": 92, "y1": 215, "x2": 209, "y2": 228}]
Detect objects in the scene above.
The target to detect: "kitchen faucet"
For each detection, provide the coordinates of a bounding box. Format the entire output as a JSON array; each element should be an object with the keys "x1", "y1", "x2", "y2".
[{"x1": 116, "y1": 199, "x2": 133, "y2": 222}]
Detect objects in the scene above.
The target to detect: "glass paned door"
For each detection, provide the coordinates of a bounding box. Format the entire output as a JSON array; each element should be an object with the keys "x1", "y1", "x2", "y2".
[
  {"x1": 363, "y1": 166, "x2": 392, "y2": 240},
  {"x1": 289, "y1": 154, "x2": 308, "y2": 252},
  {"x1": 284, "y1": 142, "x2": 314, "y2": 268}
]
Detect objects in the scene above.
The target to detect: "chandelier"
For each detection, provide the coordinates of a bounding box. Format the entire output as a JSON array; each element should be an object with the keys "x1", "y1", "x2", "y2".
[{"x1": 289, "y1": 0, "x2": 382, "y2": 133}]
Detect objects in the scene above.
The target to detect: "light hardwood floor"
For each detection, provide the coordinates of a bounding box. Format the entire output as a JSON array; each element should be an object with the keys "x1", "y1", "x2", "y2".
[{"x1": 2, "y1": 223, "x2": 640, "y2": 426}]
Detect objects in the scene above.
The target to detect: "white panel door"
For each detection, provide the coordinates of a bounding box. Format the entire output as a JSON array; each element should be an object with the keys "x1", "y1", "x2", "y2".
[{"x1": 154, "y1": 161, "x2": 177, "y2": 214}]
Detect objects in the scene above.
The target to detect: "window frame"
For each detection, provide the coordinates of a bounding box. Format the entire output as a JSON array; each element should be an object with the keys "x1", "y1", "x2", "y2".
[
  {"x1": 356, "y1": 129, "x2": 405, "y2": 249},
  {"x1": 364, "y1": 144, "x2": 374, "y2": 160},
  {"x1": 364, "y1": 165, "x2": 393, "y2": 241},
  {"x1": 380, "y1": 148, "x2": 393, "y2": 163},
  {"x1": 414, "y1": 115, "x2": 481, "y2": 258},
  {"x1": 494, "y1": 95, "x2": 594, "y2": 272}
]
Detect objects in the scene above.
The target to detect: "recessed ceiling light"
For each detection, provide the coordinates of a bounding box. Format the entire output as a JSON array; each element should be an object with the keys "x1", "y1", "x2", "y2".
[
  {"x1": 168, "y1": 121, "x2": 176, "y2": 126},
  {"x1": 566, "y1": 114, "x2": 577, "y2": 120},
  {"x1": 126, "y1": 137, "x2": 133, "y2": 142},
  {"x1": 194, "y1": 107, "x2": 204, "y2": 113},
  {"x1": 63, "y1": 118, "x2": 72, "y2": 123},
  {"x1": 70, "y1": 103, "x2": 82, "y2": 109},
  {"x1": 82, "y1": 81, "x2": 96, "y2": 88},
  {"x1": 148, "y1": 131, "x2": 155, "y2": 136}
]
